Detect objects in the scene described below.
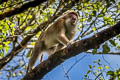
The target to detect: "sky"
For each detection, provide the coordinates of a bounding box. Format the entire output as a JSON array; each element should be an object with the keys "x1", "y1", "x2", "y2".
[{"x1": 42, "y1": 53, "x2": 120, "y2": 80}]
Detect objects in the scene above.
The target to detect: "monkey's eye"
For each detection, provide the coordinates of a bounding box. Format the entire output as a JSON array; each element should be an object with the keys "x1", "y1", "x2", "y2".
[
  {"x1": 72, "y1": 15, "x2": 77, "y2": 20},
  {"x1": 69, "y1": 13, "x2": 77, "y2": 19}
]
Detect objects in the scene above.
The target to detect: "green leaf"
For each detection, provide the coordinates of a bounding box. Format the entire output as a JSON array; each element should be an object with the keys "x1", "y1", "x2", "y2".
[
  {"x1": 2, "y1": 29, "x2": 7, "y2": 33},
  {"x1": 84, "y1": 74, "x2": 87, "y2": 77},
  {"x1": 107, "y1": 71, "x2": 114, "y2": 75},
  {"x1": 93, "y1": 65, "x2": 96, "y2": 69},
  {"x1": 103, "y1": 16, "x2": 107, "y2": 20},
  {"x1": 98, "y1": 59, "x2": 100, "y2": 63},
  {"x1": 10, "y1": 23, "x2": 15, "y2": 28},
  {"x1": 83, "y1": 3, "x2": 87, "y2": 7},
  {"x1": 0, "y1": 52, "x2": 4, "y2": 57},
  {"x1": 89, "y1": 65, "x2": 92, "y2": 69},
  {"x1": 82, "y1": 18, "x2": 86, "y2": 22},
  {"x1": 0, "y1": 26, "x2": 2, "y2": 29},
  {"x1": 88, "y1": 16, "x2": 92, "y2": 22},
  {"x1": 5, "y1": 24, "x2": 9, "y2": 30},
  {"x1": 93, "y1": 4, "x2": 97, "y2": 8},
  {"x1": 92, "y1": 49, "x2": 97, "y2": 54},
  {"x1": 100, "y1": 77, "x2": 103, "y2": 80},
  {"x1": 4, "y1": 47, "x2": 8, "y2": 53},
  {"x1": 105, "y1": 66, "x2": 109, "y2": 69},
  {"x1": 93, "y1": 59, "x2": 100, "y2": 63},
  {"x1": 92, "y1": 27, "x2": 96, "y2": 31},
  {"x1": 28, "y1": 15, "x2": 32, "y2": 19},
  {"x1": 109, "y1": 40, "x2": 116, "y2": 46},
  {"x1": 87, "y1": 70, "x2": 91, "y2": 74},
  {"x1": 0, "y1": 45, "x2": 3, "y2": 49},
  {"x1": 26, "y1": 50, "x2": 32, "y2": 58},
  {"x1": 102, "y1": 43, "x2": 110, "y2": 53},
  {"x1": 92, "y1": 11, "x2": 96, "y2": 16},
  {"x1": 6, "y1": 20, "x2": 11, "y2": 23},
  {"x1": 98, "y1": 66, "x2": 103, "y2": 69},
  {"x1": 103, "y1": 8, "x2": 107, "y2": 13},
  {"x1": 117, "y1": 45, "x2": 120, "y2": 49},
  {"x1": 98, "y1": 14, "x2": 103, "y2": 17},
  {"x1": 31, "y1": 42, "x2": 35, "y2": 45}
]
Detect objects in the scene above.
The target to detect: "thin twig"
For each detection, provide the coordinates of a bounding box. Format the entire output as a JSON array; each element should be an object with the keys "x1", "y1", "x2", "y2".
[{"x1": 62, "y1": 63, "x2": 71, "y2": 80}]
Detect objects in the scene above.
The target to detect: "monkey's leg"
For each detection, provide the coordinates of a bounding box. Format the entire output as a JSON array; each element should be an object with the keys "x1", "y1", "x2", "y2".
[
  {"x1": 55, "y1": 44, "x2": 65, "y2": 52},
  {"x1": 47, "y1": 44, "x2": 64, "y2": 56},
  {"x1": 47, "y1": 44, "x2": 59, "y2": 55}
]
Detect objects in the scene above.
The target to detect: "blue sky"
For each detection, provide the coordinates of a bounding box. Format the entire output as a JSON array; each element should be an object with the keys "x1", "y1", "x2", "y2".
[{"x1": 42, "y1": 53, "x2": 120, "y2": 80}]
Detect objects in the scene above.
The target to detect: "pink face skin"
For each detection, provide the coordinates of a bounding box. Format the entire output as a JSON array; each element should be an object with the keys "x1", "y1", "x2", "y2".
[{"x1": 69, "y1": 12, "x2": 78, "y2": 24}]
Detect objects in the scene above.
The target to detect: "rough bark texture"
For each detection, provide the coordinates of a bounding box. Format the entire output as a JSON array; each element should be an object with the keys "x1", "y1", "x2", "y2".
[{"x1": 23, "y1": 21, "x2": 120, "y2": 80}]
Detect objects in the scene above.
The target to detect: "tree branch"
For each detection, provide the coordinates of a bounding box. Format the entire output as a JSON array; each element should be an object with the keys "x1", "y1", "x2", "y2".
[
  {"x1": 0, "y1": 0, "x2": 47, "y2": 20},
  {"x1": 23, "y1": 21, "x2": 120, "y2": 80},
  {"x1": 0, "y1": 0, "x2": 8, "y2": 4}
]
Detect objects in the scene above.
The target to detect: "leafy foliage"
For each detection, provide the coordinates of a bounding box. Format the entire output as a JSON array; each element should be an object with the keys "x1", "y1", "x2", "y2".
[{"x1": 84, "y1": 59, "x2": 110, "y2": 80}]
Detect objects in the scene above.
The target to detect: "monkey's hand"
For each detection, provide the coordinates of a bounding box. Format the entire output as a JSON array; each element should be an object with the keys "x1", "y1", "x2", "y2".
[{"x1": 67, "y1": 41, "x2": 74, "y2": 49}]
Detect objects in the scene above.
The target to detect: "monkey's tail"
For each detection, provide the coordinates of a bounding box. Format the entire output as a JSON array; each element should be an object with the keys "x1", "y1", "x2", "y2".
[{"x1": 27, "y1": 40, "x2": 44, "y2": 73}]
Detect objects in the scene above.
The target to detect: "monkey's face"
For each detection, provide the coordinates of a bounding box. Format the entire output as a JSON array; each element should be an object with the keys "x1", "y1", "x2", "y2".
[
  {"x1": 69, "y1": 12, "x2": 78, "y2": 23},
  {"x1": 65, "y1": 12, "x2": 78, "y2": 26}
]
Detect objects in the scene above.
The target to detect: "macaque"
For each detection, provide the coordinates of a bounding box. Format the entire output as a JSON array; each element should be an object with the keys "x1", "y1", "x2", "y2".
[{"x1": 27, "y1": 10, "x2": 78, "y2": 73}]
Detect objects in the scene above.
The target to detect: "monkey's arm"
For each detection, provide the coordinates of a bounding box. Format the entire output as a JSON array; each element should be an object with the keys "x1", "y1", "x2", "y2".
[
  {"x1": 56, "y1": 19, "x2": 70, "y2": 46},
  {"x1": 57, "y1": 31, "x2": 69, "y2": 45}
]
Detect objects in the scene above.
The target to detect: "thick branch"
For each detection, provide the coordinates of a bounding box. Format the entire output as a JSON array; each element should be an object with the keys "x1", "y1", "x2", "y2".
[
  {"x1": 23, "y1": 21, "x2": 120, "y2": 80},
  {"x1": 0, "y1": 0, "x2": 47, "y2": 20}
]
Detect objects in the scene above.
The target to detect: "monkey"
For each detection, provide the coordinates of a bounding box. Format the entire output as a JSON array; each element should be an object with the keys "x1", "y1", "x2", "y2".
[{"x1": 27, "y1": 10, "x2": 78, "y2": 73}]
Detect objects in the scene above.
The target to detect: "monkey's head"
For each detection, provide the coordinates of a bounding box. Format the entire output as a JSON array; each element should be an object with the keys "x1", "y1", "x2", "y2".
[{"x1": 63, "y1": 10, "x2": 78, "y2": 26}]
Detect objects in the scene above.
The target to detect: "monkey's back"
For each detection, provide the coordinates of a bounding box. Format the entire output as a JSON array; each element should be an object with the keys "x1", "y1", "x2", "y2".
[{"x1": 43, "y1": 23, "x2": 59, "y2": 49}]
